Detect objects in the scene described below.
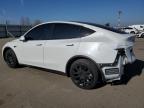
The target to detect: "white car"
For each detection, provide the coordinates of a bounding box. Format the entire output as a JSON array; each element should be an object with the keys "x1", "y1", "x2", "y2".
[
  {"x1": 138, "y1": 32, "x2": 144, "y2": 38},
  {"x1": 2, "y1": 21, "x2": 136, "y2": 89},
  {"x1": 129, "y1": 25, "x2": 144, "y2": 32},
  {"x1": 121, "y1": 27, "x2": 139, "y2": 34}
]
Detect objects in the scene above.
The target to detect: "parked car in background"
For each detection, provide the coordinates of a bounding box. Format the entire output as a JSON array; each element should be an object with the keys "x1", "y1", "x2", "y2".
[
  {"x1": 138, "y1": 32, "x2": 144, "y2": 38},
  {"x1": 129, "y1": 25, "x2": 144, "y2": 32},
  {"x1": 2, "y1": 21, "x2": 136, "y2": 89},
  {"x1": 120, "y1": 27, "x2": 139, "y2": 34}
]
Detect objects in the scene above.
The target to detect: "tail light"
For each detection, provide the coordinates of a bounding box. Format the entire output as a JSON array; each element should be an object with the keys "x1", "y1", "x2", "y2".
[{"x1": 115, "y1": 48, "x2": 125, "y2": 56}]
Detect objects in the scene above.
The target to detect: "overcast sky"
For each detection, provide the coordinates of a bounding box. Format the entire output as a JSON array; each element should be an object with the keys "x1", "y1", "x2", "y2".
[{"x1": 0, "y1": 0, "x2": 144, "y2": 26}]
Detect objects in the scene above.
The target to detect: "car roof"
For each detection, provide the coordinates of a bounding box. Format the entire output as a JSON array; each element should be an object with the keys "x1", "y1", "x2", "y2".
[
  {"x1": 72, "y1": 21, "x2": 127, "y2": 34},
  {"x1": 34, "y1": 21, "x2": 127, "y2": 34}
]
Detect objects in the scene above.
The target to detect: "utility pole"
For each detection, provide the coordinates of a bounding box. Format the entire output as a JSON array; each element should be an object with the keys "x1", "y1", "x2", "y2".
[
  {"x1": 118, "y1": 10, "x2": 122, "y2": 27},
  {"x1": 2, "y1": 10, "x2": 8, "y2": 37},
  {"x1": 0, "y1": 9, "x2": 6, "y2": 24}
]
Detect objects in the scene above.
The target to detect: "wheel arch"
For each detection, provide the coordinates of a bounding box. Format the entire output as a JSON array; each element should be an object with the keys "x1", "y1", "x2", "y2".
[
  {"x1": 3, "y1": 47, "x2": 15, "y2": 61},
  {"x1": 130, "y1": 31, "x2": 135, "y2": 34},
  {"x1": 65, "y1": 55, "x2": 104, "y2": 79}
]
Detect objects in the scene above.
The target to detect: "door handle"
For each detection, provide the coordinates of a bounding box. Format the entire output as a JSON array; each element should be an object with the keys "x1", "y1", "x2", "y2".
[
  {"x1": 66, "y1": 44, "x2": 74, "y2": 46},
  {"x1": 36, "y1": 44, "x2": 43, "y2": 46}
]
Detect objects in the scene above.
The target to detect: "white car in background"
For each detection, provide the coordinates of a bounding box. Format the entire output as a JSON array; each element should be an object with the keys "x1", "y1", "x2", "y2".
[
  {"x1": 2, "y1": 21, "x2": 136, "y2": 89},
  {"x1": 138, "y1": 32, "x2": 144, "y2": 38},
  {"x1": 121, "y1": 27, "x2": 139, "y2": 34},
  {"x1": 129, "y1": 25, "x2": 144, "y2": 32}
]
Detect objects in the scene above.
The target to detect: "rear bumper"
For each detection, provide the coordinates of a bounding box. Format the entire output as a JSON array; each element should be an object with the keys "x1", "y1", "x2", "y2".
[{"x1": 100, "y1": 47, "x2": 136, "y2": 82}]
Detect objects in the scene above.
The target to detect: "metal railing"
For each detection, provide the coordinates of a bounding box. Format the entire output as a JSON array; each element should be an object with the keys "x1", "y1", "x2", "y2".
[{"x1": 0, "y1": 24, "x2": 32, "y2": 38}]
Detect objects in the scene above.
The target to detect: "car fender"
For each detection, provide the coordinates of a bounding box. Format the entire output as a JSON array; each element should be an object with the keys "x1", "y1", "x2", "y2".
[{"x1": 2, "y1": 42, "x2": 18, "y2": 60}]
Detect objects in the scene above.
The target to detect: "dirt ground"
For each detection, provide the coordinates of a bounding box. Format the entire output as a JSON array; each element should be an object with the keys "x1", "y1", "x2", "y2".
[{"x1": 0, "y1": 38, "x2": 144, "y2": 108}]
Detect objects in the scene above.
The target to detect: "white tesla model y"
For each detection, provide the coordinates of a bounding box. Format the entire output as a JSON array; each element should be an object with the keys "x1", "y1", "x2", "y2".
[{"x1": 2, "y1": 21, "x2": 136, "y2": 89}]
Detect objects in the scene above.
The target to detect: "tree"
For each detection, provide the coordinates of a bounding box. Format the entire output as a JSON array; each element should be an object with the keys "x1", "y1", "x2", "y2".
[
  {"x1": 33, "y1": 19, "x2": 42, "y2": 26},
  {"x1": 20, "y1": 17, "x2": 31, "y2": 25},
  {"x1": 105, "y1": 23, "x2": 110, "y2": 27},
  {"x1": 5, "y1": 20, "x2": 11, "y2": 25}
]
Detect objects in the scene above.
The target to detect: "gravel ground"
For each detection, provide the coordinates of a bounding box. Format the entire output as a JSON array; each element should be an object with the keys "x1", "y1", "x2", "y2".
[{"x1": 0, "y1": 38, "x2": 144, "y2": 108}]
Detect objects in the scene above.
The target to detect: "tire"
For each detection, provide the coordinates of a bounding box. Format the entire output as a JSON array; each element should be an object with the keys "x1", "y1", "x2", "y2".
[
  {"x1": 141, "y1": 33, "x2": 144, "y2": 38},
  {"x1": 70, "y1": 59, "x2": 99, "y2": 89},
  {"x1": 4, "y1": 49, "x2": 19, "y2": 68}
]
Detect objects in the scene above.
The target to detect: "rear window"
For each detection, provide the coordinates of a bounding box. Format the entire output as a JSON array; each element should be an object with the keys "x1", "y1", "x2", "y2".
[
  {"x1": 80, "y1": 27, "x2": 95, "y2": 36},
  {"x1": 124, "y1": 27, "x2": 133, "y2": 29},
  {"x1": 75, "y1": 21, "x2": 127, "y2": 34},
  {"x1": 53, "y1": 23, "x2": 81, "y2": 39}
]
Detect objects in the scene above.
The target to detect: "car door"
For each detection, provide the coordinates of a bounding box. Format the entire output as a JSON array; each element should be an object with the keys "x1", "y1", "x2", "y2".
[
  {"x1": 16, "y1": 24, "x2": 53, "y2": 67},
  {"x1": 44, "y1": 23, "x2": 82, "y2": 72}
]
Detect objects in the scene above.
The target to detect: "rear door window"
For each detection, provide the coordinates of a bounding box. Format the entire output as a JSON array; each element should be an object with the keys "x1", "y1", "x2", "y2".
[
  {"x1": 52, "y1": 23, "x2": 95, "y2": 39},
  {"x1": 52, "y1": 23, "x2": 81, "y2": 39},
  {"x1": 80, "y1": 27, "x2": 95, "y2": 36}
]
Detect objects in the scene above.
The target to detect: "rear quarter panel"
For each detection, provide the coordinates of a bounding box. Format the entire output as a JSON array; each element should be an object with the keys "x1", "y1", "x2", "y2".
[
  {"x1": 77, "y1": 32, "x2": 118, "y2": 64},
  {"x1": 77, "y1": 42, "x2": 117, "y2": 64}
]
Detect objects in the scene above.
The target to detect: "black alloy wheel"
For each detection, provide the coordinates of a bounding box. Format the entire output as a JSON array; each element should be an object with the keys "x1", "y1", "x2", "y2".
[
  {"x1": 70, "y1": 59, "x2": 99, "y2": 89},
  {"x1": 4, "y1": 49, "x2": 19, "y2": 68}
]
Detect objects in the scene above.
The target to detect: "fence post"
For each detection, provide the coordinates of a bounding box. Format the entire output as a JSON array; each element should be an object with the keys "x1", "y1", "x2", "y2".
[
  {"x1": 5, "y1": 25, "x2": 8, "y2": 38},
  {"x1": 20, "y1": 25, "x2": 22, "y2": 36}
]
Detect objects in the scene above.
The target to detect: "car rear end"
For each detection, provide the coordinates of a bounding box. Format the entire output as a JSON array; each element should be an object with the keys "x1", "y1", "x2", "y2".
[
  {"x1": 75, "y1": 22, "x2": 136, "y2": 82},
  {"x1": 101, "y1": 33, "x2": 136, "y2": 82}
]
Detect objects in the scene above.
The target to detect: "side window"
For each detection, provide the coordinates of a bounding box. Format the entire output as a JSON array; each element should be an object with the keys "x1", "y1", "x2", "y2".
[
  {"x1": 52, "y1": 24, "x2": 81, "y2": 39},
  {"x1": 25, "y1": 24, "x2": 53, "y2": 40},
  {"x1": 80, "y1": 27, "x2": 95, "y2": 37}
]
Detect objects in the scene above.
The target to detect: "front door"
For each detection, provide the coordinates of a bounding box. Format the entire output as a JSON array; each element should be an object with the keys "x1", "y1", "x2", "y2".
[
  {"x1": 44, "y1": 23, "x2": 82, "y2": 72},
  {"x1": 15, "y1": 23, "x2": 53, "y2": 67},
  {"x1": 16, "y1": 40, "x2": 45, "y2": 66}
]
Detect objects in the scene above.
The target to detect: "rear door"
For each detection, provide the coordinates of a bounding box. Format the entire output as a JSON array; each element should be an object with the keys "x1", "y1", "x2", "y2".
[{"x1": 44, "y1": 23, "x2": 81, "y2": 72}]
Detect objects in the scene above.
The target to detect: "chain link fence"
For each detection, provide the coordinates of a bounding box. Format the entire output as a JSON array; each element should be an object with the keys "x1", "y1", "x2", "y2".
[{"x1": 0, "y1": 24, "x2": 32, "y2": 38}]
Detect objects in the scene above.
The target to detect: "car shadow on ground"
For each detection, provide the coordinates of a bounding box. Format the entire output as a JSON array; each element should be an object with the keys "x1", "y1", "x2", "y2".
[
  {"x1": 112, "y1": 59, "x2": 144, "y2": 85},
  {"x1": 25, "y1": 59, "x2": 144, "y2": 89}
]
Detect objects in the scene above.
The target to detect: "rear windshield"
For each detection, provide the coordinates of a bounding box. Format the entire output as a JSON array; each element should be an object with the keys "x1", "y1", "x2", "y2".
[{"x1": 75, "y1": 21, "x2": 127, "y2": 34}]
